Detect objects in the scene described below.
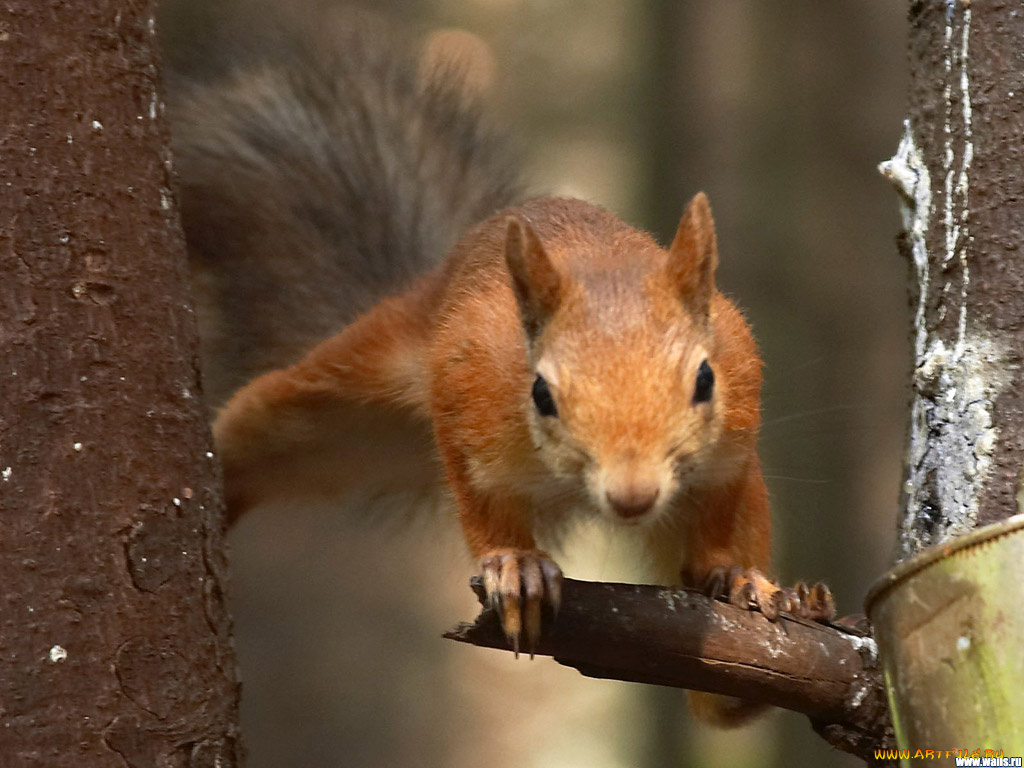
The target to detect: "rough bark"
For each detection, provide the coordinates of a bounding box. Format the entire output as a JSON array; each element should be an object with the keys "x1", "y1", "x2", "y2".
[
  {"x1": 447, "y1": 578, "x2": 894, "y2": 763},
  {"x1": 879, "y1": 0, "x2": 1024, "y2": 560},
  {"x1": 0, "y1": 2, "x2": 241, "y2": 765},
  {"x1": 861, "y1": 0, "x2": 1024, "y2": 751}
]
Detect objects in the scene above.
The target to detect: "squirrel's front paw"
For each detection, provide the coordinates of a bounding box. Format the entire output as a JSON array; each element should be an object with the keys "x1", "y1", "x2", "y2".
[
  {"x1": 480, "y1": 548, "x2": 562, "y2": 657},
  {"x1": 775, "y1": 579, "x2": 835, "y2": 621},
  {"x1": 703, "y1": 566, "x2": 835, "y2": 622}
]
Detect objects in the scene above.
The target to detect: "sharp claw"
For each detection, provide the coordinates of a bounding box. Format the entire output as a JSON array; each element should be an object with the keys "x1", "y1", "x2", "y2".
[
  {"x1": 742, "y1": 582, "x2": 758, "y2": 609},
  {"x1": 524, "y1": 604, "x2": 541, "y2": 658},
  {"x1": 796, "y1": 581, "x2": 810, "y2": 602},
  {"x1": 796, "y1": 587, "x2": 813, "y2": 617},
  {"x1": 522, "y1": 558, "x2": 543, "y2": 603},
  {"x1": 702, "y1": 566, "x2": 726, "y2": 598},
  {"x1": 482, "y1": 558, "x2": 501, "y2": 609},
  {"x1": 701, "y1": 566, "x2": 835, "y2": 623},
  {"x1": 522, "y1": 559, "x2": 543, "y2": 655},
  {"x1": 477, "y1": 549, "x2": 563, "y2": 657},
  {"x1": 794, "y1": 584, "x2": 811, "y2": 618},
  {"x1": 724, "y1": 566, "x2": 744, "y2": 600},
  {"x1": 729, "y1": 579, "x2": 756, "y2": 611},
  {"x1": 498, "y1": 555, "x2": 520, "y2": 602},
  {"x1": 777, "y1": 587, "x2": 796, "y2": 616},
  {"x1": 809, "y1": 582, "x2": 836, "y2": 621},
  {"x1": 504, "y1": 600, "x2": 522, "y2": 657},
  {"x1": 541, "y1": 559, "x2": 563, "y2": 617},
  {"x1": 761, "y1": 589, "x2": 782, "y2": 621}
]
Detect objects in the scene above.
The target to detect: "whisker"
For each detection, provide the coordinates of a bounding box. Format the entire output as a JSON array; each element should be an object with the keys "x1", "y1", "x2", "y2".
[
  {"x1": 761, "y1": 474, "x2": 832, "y2": 485},
  {"x1": 761, "y1": 403, "x2": 866, "y2": 428}
]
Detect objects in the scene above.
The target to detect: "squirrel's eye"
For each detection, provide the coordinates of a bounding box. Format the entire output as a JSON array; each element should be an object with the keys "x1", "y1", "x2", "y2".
[
  {"x1": 693, "y1": 360, "x2": 714, "y2": 404},
  {"x1": 531, "y1": 374, "x2": 558, "y2": 418}
]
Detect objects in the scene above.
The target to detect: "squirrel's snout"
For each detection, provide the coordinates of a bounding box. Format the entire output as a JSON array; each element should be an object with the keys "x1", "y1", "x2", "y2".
[{"x1": 605, "y1": 486, "x2": 660, "y2": 519}]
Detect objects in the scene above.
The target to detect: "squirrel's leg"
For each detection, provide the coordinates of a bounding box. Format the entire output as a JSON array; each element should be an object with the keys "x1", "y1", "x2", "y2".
[
  {"x1": 680, "y1": 456, "x2": 834, "y2": 622},
  {"x1": 213, "y1": 287, "x2": 437, "y2": 523},
  {"x1": 438, "y1": 454, "x2": 562, "y2": 656},
  {"x1": 655, "y1": 458, "x2": 834, "y2": 727},
  {"x1": 647, "y1": 459, "x2": 773, "y2": 727}
]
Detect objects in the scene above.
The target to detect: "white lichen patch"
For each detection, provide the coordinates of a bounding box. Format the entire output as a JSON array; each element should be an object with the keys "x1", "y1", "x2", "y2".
[
  {"x1": 763, "y1": 636, "x2": 785, "y2": 660},
  {"x1": 903, "y1": 334, "x2": 1009, "y2": 556},
  {"x1": 957, "y1": 634, "x2": 971, "y2": 652},
  {"x1": 846, "y1": 632, "x2": 878, "y2": 664},
  {"x1": 848, "y1": 677, "x2": 870, "y2": 709},
  {"x1": 1, "y1": 467, "x2": 10, "y2": 482},
  {"x1": 49, "y1": 645, "x2": 68, "y2": 663},
  {"x1": 73, "y1": 442, "x2": 83, "y2": 452},
  {"x1": 879, "y1": 120, "x2": 932, "y2": 361},
  {"x1": 882, "y1": 3, "x2": 996, "y2": 560},
  {"x1": 942, "y1": 4, "x2": 974, "y2": 355}
]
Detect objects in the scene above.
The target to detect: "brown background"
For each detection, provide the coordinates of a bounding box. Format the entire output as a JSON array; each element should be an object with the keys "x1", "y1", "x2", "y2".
[{"x1": 160, "y1": 2, "x2": 908, "y2": 767}]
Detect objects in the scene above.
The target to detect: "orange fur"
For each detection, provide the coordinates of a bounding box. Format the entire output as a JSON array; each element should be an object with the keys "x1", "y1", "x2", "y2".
[
  {"x1": 214, "y1": 276, "x2": 444, "y2": 520},
  {"x1": 214, "y1": 193, "x2": 781, "y2": 726}
]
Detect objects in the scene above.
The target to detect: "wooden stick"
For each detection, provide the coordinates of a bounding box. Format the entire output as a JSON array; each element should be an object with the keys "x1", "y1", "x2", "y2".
[{"x1": 445, "y1": 577, "x2": 894, "y2": 763}]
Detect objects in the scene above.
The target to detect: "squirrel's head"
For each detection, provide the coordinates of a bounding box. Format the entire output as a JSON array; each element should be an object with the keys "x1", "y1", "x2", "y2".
[{"x1": 505, "y1": 193, "x2": 756, "y2": 527}]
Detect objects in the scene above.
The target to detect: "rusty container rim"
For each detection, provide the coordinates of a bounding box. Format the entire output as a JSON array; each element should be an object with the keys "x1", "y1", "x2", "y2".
[{"x1": 865, "y1": 513, "x2": 1024, "y2": 617}]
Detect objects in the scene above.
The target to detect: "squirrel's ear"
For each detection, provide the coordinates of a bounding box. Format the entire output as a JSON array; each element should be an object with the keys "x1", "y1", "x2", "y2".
[
  {"x1": 668, "y1": 192, "x2": 718, "y2": 319},
  {"x1": 504, "y1": 216, "x2": 563, "y2": 336}
]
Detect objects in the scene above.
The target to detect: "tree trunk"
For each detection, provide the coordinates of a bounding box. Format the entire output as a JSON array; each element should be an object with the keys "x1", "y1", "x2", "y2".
[
  {"x1": 882, "y1": 0, "x2": 1024, "y2": 560},
  {"x1": 0, "y1": 2, "x2": 241, "y2": 765},
  {"x1": 869, "y1": 0, "x2": 1024, "y2": 752}
]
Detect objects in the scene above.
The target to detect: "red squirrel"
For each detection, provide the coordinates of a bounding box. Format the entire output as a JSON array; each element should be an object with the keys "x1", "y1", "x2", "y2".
[{"x1": 172, "y1": 9, "x2": 834, "y2": 730}]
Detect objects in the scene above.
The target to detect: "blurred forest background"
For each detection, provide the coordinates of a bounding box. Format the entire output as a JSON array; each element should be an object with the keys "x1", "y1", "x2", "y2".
[{"x1": 159, "y1": 1, "x2": 908, "y2": 767}]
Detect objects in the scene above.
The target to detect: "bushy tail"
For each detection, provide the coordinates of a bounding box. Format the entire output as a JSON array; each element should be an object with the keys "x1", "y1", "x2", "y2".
[{"x1": 168, "y1": 6, "x2": 522, "y2": 405}]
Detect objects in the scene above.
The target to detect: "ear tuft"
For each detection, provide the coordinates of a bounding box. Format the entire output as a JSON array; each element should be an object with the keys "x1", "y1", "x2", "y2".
[
  {"x1": 504, "y1": 216, "x2": 563, "y2": 336},
  {"x1": 668, "y1": 192, "x2": 719, "y2": 319}
]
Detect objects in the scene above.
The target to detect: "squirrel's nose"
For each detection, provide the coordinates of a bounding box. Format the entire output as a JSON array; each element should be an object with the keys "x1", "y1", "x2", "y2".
[{"x1": 606, "y1": 486, "x2": 660, "y2": 519}]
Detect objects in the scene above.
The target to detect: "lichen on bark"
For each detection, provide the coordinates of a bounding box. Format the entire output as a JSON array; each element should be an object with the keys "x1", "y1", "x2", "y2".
[{"x1": 882, "y1": 0, "x2": 1024, "y2": 560}]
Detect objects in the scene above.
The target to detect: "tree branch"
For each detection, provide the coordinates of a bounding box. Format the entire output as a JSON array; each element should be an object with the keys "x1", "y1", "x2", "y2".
[{"x1": 446, "y1": 577, "x2": 894, "y2": 763}]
